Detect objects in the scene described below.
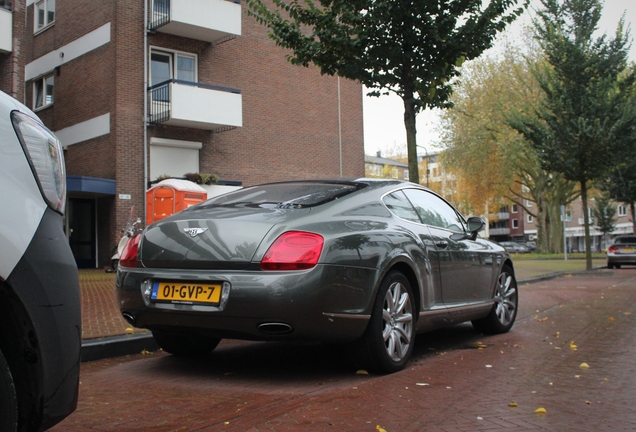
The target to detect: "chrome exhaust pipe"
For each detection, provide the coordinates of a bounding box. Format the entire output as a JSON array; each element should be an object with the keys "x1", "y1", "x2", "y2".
[
  {"x1": 257, "y1": 322, "x2": 293, "y2": 335},
  {"x1": 122, "y1": 312, "x2": 136, "y2": 326}
]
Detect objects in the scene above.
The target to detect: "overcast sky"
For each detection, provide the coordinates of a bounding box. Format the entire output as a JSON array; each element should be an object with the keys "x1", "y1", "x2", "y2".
[{"x1": 362, "y1": 0, "x2": 636, "y2": 157}]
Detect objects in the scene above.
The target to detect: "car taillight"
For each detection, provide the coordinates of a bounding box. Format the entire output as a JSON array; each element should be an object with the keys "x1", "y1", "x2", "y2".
[
  {"x1": 608, "y1": 246, "x2": 619, "y2": 253},
  {"x1": 261, "y1": 231, "x2": 324, "y2": 271},
  {"x1": 11, "y1": 111, "x2": 67, "y2": 214},
  {"x1": 120, "y1": 233, "x2": 141, "y2": 268}
]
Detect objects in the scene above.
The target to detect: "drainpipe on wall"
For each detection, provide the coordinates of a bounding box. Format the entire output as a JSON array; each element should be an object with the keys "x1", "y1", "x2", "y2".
[
  {"x1": 337, "y1": 76, "x2": 342, "y2": 177},
  {"x1": 143, "y1": 0, "x2": 149, "y2": 224}
]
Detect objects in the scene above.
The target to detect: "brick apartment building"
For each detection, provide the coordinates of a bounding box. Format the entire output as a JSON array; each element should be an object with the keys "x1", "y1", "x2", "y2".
[{"x1": 1, "y1": 0, "x2": 365, "y2": 268}]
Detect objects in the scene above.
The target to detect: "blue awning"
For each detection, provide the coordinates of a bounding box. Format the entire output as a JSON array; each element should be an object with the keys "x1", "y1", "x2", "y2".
[{"x1": 67, "y1": 175, "x2": 116, "y2": 195}]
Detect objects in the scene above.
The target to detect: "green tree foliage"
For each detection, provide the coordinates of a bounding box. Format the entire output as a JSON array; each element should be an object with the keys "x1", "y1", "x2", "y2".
[
  {"x1": 507, "y1": 0, "x2": 636, "y2": 269},
  {"x1": 440, "y1": 44, "x2": 578, "y2": 252},
  {"x1": 591, "y1": 194, "x2": 617, "y2": 245},
  {"x1": 246, "y1": 0, "x2": 527, "y2": 184}
]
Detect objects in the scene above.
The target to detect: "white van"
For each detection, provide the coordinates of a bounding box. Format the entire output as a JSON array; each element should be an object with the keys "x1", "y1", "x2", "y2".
[{"x1": 0, "y1": 91, "x2": 81, "y2": 431}]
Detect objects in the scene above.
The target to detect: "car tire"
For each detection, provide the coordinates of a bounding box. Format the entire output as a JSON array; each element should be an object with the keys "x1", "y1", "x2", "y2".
[
  {"x1": 615, "y1": 264, "x2": 622, "y2": 269},
  {"x1": 151, "y1": 330, "x2": 221, "y2": 357},
  {"x1": 0, "y1": 348, "x2": 18, "y2": 432},
  {"x1": 351, "y1": 271, "x2": 415, "y2": 374},
  {"x1": 472, "y1": 265, "x2": 518, "y2": 335},
  {"x1": 607, "y1": 263, "x2": 614, "y2": 269}
]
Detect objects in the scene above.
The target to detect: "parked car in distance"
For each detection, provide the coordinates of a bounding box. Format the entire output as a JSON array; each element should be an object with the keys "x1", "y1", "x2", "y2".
[
  {"x1": 499, "y1": 241, "x2": 530, "y2": 254},
  {"x1": 521, "y1": 242, "x2": 537, "y2": 253},
  {"x1": 117, "y1": 179, "x2": 518, "y2": 374},
  {"x1": 607, "y1": 236, "x2": 636, "y2": 269},
  {"x1": 0, "y1": 91, "x2": 81, "y2": 431}
]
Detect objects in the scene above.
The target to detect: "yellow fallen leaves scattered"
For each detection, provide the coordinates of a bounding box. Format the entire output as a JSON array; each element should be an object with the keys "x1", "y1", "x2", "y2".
[
  {"x1": 125, "y1": 327, "x2": 134, "y2": 333},
  {"x1": 580, "y1": 362, "x2": 590, "y2": 369},
  {"x1": 508, "y1": 402, "x2": 518, "y2": 407},
  {"x1": 356, "y1": 370, "x2": 369, "y2": 375},
  {"x1": 569, "y1": 341, "x2": 577, "y2": 350},
  {"x1": 140, "y1": 349, "x2": 153, "y2": 355},
  {"x1": 376, "y1": 426, "x2": 387, "y2": 432},
  {"x1": 608, "y1": 317, "x2": 615, "y2": 322},
  {"x1": 535, "y1": 407, "x2": 547, "y2": 414}
]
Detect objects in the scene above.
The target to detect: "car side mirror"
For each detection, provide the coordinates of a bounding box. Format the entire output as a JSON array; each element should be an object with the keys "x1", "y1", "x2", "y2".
[{"x1": 466, "y1": 217, "x2": 485, "y2": 240}]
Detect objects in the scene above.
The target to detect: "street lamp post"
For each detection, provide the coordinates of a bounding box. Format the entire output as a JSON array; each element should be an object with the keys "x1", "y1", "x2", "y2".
[{"x1": 417, "y1": 145, "x2": 429, "y2": 187}]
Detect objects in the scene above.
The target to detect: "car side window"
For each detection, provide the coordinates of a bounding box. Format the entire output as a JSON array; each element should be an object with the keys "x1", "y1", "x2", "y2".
[
  {"x1": 402, "y1": 189, "x2": 466, "y2": 232},
  {"x1": 383, "y1": 191, "x2": 421, "y2": 224}
]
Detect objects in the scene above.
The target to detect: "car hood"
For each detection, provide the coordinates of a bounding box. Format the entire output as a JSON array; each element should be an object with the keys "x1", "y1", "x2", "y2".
[{"x1": 139, "y1": 205, "x2": 311, "y2": 269}]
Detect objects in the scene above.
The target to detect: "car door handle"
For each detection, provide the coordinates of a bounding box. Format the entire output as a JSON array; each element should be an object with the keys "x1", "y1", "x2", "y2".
[{"x1": 436, "y1": 241, "x2": 448, "y2": 249}]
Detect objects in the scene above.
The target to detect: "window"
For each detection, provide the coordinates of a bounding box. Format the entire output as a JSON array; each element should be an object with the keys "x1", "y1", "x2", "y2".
[
  {"x1": 403, "y1": 169, "x2": 409, "y2": 180},
  {"x1": 391, "y1": 168, "x2": 398, "y2": 179},
  {"x1": 35, "y1": 0, "x2": 55, "y2": 32},
  {"x1": 512, "y1": 204, "x2": 518, "y2": 213},
  {"x1": 150, "y1": 49, "x2": 197, "y2": 87},
  {"x1": 618, "y1": 205, "x2": 627, "y2": 217},
  {"x1": 526, "y1": 199, "x2": 533, "y2": 208},
  {"x1": 383, "y1": 191, "x2": 421, "y2": 224},
  {"x1": 402, "y1": 189, "x2": 466, "y2": 232},
  {"x1": 512, "y1": 219, "x2": 519, "y2": 229},
  {"x1": 527, "y1": 214, "x2": 534, "y2": 223},
  {"x1": 33, "y1": 74, "x2": 54, "y2": 109}
]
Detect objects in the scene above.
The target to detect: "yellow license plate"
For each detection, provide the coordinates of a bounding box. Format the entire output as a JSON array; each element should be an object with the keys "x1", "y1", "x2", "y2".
[
  {"x1": 621, "y1": 247, "x2": 635, "y2": 253},
  {"x1": 151, "y1": 282, "x2": 222, "y2": 304}
]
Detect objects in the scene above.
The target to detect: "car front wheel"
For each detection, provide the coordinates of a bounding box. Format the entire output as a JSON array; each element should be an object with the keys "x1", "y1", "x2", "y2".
[
  {"x1": 352, "y1": 271, "x2": 415, "y2": 374},
  {"x1": 0, "y1": 348, "x2": 18, "y2": 432},
  {"x1": 151, "y1": 329, "x2": 221, "y2": 357},
  {"x1": 472, "y1": 265, "x2": 518, "y2": 334}
]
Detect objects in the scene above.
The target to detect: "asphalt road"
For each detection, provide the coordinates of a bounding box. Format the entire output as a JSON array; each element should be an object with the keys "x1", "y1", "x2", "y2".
[{"x1": 53, "y1": 268, "x2": 636, "y2": 431}]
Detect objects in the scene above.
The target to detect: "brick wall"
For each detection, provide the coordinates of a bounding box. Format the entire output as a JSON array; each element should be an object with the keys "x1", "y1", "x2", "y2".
[
  {"x1": 20, "y1": 0, "x2": 365, "y2": 267},
  {"x1": 0, "y1": 0, "x2": 26, "y2": 99}
]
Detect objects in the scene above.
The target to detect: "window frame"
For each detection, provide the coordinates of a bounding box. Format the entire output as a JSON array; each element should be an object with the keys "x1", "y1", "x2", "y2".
[
  {"x1": 149, "y1": 46, "x2": 198, "y2": 86},
  {"x1": 33, "y1": 74, "x2": 54, "y2": 111},
  {"x1": 512, "y1": 219, "x2": 519, "y2": 229},
  {"x1": 527, "y1": 214, "x2": 534, "y2": 223},
  {"x1": 34, "y1": 0, "x2": 55, "y2": 33},
  {"x1": 618, "y1": 204, "x2": 627, "y2": 217}
]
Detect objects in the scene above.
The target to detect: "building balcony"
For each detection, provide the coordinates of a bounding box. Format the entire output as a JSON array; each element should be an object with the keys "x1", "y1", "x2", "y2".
[
  {"x1": 148, "y1": 79, "x2": 242, "y2": 130},
  {"x1": 0, "y1": 6, "x2": 11, "y2": 54},
  {"x1": 497, "y1": 212, "x2": 510, "y2": 220},
  {"x1": 489, "y1": 228, "x2": 511, "y2": 236},
  {"x1": 148, "y1": 0, "x2": 241, "y2": 43}
]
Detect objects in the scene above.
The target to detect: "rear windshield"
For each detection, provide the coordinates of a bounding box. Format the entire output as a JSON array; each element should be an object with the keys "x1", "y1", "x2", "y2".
[
  {"x1": 615, "y1": 237, "x2": 636, "y2": 244},
  {"x1": 200, "y1": 182, "x2": 363, "y2": 209}
]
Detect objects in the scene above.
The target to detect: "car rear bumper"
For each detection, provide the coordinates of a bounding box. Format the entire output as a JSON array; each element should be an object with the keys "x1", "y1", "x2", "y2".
[
  {"x1": 116, "y1": 264, "x2": 378, "y2": 343},
  {"x1": 6, "y1": 208, "x2": 81, "y2": 431},
  {"x1": 607, "y1": 254, "x2": 636, "y2": 266}
]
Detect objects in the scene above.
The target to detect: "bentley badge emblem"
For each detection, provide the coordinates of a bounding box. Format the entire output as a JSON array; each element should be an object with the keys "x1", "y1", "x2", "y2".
[{"x1": 184, "y1": 227, "x2": 208, "y2": 238}]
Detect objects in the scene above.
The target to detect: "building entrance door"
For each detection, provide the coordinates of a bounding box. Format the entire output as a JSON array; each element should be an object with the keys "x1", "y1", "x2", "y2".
[{"x1": 68, "y1": 198, "x2": 96, "y2": 268}]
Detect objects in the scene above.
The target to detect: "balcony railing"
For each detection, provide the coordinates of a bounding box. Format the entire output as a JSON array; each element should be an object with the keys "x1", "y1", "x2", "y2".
[
  {"x1": 148, "y1": 79, "x2": 242, "y2": 130},
  {"x1": 148, "y1": 0, "x2": 241, "y2": 43},
  {"x1": 489, "y1": 228, "x2": 511, "y2": 236}
]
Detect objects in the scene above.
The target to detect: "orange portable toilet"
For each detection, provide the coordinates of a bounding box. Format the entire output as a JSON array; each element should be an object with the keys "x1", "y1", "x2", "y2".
[{"x1": 146, "y1": 179, "x2": 208, "y2": 225}]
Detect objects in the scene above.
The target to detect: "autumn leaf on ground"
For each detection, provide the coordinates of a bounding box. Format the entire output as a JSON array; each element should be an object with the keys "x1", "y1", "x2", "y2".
[
  {"x1": 125, "y1": 327, "x2": 134, "y2": 333},
  {"x1": 608, "y1": 317, "x2": 615, "y2": 322},
  {"x1": 508, "y1": 402, "x2": 518, "y2": 407},
  {"x1": 569, "y1": 341, "x2": 577, "y2": 350},
  {"x1": 580, "y1": 362, "x2": 590, "y2": 369},
  {"x1": 356, "y1": 370, "x2": 369, "y2": 375},
  {"x1": 376, "y1": 425, "x2": 387, "y2": 432},
  {"x1": 535, "y1": 407, "x2": 547, "y2": 414}
]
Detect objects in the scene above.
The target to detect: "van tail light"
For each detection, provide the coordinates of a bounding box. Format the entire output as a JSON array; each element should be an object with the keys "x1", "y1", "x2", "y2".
[
  {"x1": 261, "y1": 231, "x2": 324, "y2": 271},
  {"x1": 120, "y1": 233, "x2": 141, "y2": 268}
]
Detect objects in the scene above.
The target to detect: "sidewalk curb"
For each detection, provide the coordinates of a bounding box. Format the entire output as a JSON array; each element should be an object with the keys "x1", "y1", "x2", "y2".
[
  {"x1": 81, "y1": 333, "x2": 158, "y2": 362},
  {"x1": 80, "y1": 266, "x2": 609, "y2": 362}
]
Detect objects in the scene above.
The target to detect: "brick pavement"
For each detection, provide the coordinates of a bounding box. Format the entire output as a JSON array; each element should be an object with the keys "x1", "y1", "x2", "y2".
[
  {"x1": 79, "y1": 269, "x2": 145, "y2": 339},
  {"x1": 60, "y1": 268, "x2": 636, "y2": 431}
]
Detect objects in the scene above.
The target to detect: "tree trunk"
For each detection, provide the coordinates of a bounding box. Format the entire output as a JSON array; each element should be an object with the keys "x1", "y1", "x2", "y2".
[
  {"x1": 580, "y1": 181, "x2": 593, "y2": 270},
  {"x1": 402, "y1": 93, "x2": 420, "y2": 184},
  {"x1": 631, "y1": 202, "x2": 636, "y2": 235}
]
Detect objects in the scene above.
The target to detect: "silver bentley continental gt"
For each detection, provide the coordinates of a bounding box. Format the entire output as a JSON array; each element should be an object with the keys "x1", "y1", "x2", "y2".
[{"x1": 116, "y1": 179, "x2": 518, "y2": 373}]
